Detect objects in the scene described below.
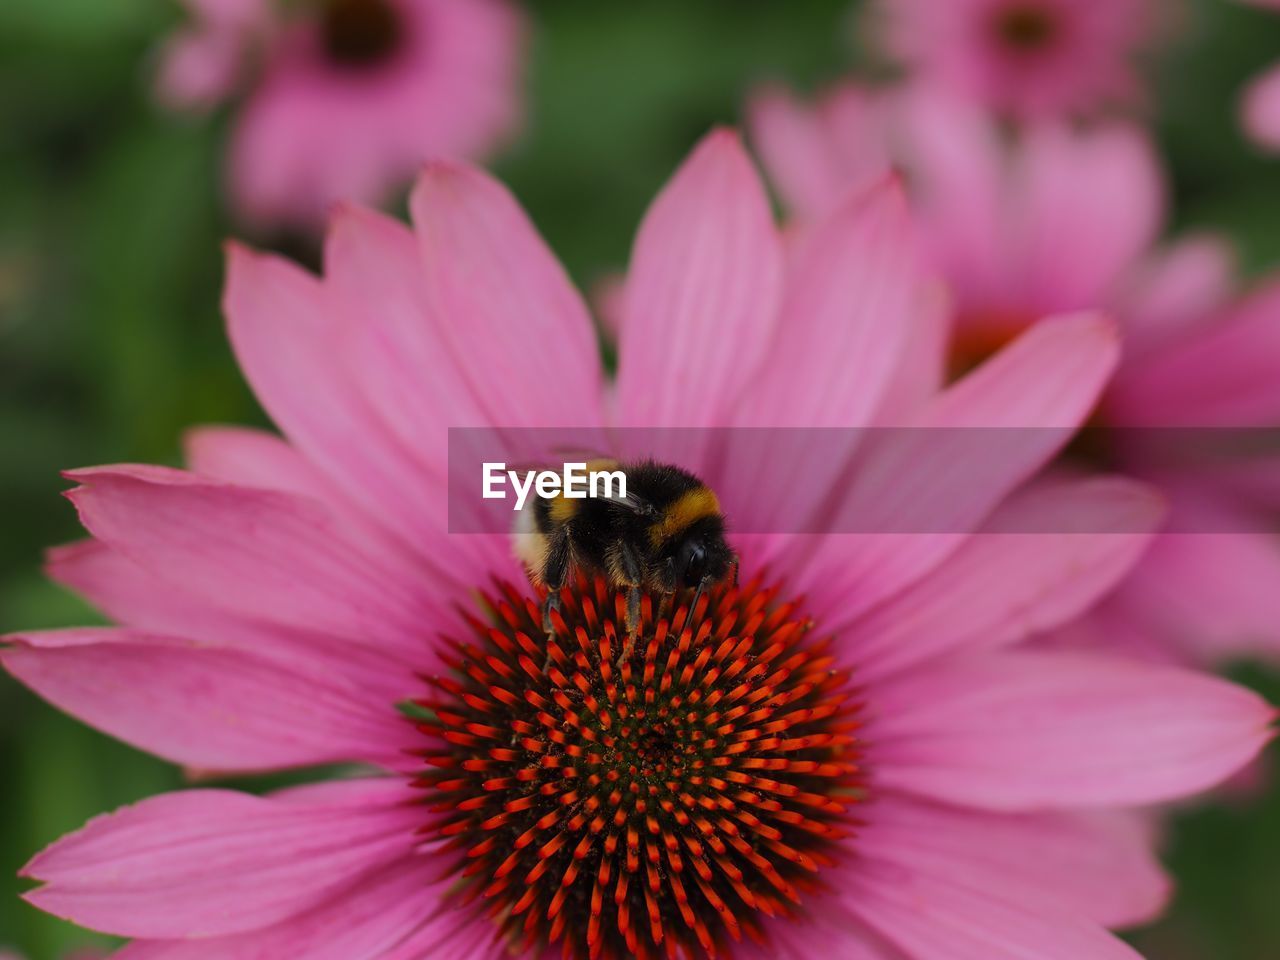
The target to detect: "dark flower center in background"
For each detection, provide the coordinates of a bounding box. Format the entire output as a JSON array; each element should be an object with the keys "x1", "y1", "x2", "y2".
[
  {"x1": 321, "y1": 0, "x2": 405, "y2": 69},
  {"x1": 949, "y1": 314, "x2": 1121, "y2": 471},
  {"x1": 991, "y1": 3, "x2": 1060, "y2": 53},
  {"x1": 948, "y1": 311, "x2": 1030, "y2": 382},
  {"x1": 414, "y1": 577, "x2": 861, "y2": 959}
]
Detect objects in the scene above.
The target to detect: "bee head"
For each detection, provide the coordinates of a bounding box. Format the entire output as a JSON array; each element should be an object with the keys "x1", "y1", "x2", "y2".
[{"x1": 672, "y1": 517, "x2": 734, "y2": 588}]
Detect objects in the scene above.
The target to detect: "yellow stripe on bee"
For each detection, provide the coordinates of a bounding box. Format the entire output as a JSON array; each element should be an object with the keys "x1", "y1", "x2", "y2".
[
  {"x1": 548, "y1": 459, "x2": 619, "y2": 523},
  {"x1": 649, "y1": 488, "x2": 720, "y2": 547},
  {"x1": 549, "y1": 495, "x2": 580, "y2": 523}
]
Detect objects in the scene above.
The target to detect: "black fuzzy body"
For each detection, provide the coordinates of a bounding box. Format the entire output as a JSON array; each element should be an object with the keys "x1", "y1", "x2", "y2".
[{"x1": 519, "y1": 460, "x2": 735, "y2": 608}]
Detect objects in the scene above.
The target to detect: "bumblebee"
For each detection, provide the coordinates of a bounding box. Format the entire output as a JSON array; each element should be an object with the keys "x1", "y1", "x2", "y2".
[{"x1": 514, "y1": 459, "x2": 738, "y2": 659}]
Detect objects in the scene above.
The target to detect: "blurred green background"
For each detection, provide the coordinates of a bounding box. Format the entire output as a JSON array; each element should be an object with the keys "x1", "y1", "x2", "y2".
[{"x1": 2, "y1": 0, "x2": 1280, "y2": 957}]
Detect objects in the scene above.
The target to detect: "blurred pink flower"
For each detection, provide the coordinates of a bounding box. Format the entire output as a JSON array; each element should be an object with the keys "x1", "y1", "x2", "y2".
[
  {"x1": 1243, "y1": 63, "x2": 1280, "y2": 149},
  {"x1": 872, "y1": 0, "x2": 1157, "y2": 119},
  {"x1": 157, "y1": 0, "x2": 525, "y2": 228},
  {"x1": 156, "y1": 0, "x2": 264, "y2": 109},
  {"x1": 5, "y1": 132, "x2": 1273, "y2": 958},
  {"x1": 751, "y1": 83, "x2": 1280, "y2": 666},
  {"x1": 1237, "y1": 0, "x2": 1280, "y2": 149}
]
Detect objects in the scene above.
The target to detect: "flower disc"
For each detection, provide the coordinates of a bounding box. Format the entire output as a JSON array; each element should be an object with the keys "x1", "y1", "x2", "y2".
[{"x1": 414, "y1": 576, "x2": 862, "y2": 959}]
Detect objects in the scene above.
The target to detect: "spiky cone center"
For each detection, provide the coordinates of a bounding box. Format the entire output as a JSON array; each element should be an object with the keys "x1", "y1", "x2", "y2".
[
  {"x1": 991, "y1": 3, "x2": 1061, "y2": 54},
  {"x1": 412, "y1": 576, "x2": 863, "y2": 960},
  {"x1": 321, "y1": 0, "x2": 405, "y2": 68}
]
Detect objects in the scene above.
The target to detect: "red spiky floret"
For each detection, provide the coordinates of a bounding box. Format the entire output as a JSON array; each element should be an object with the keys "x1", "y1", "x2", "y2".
[{"x1": 412, "y1": 575, "x2": 862, "y2": 960}]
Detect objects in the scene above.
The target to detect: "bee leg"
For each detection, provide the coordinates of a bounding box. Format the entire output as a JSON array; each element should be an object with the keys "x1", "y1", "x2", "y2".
[
  {"x1": 658, "y1": 558, "x2": 680, "y2": 624},
  {"x1": 540, "y1": 592, "x2": 563, "y2": 674},
  {"x1": 730, "y1": 556, "x2": 740, "y2": 588},
  {"x1": 619, "y1": 585, "x2": 642, "y2": 662},
  {"x1": 541, "y1": 591, "x2": 563, "y2": 635},
  {"x1": 540, "y1": 532, "x2": 572, "y2": 672},
  {"x1": 614, "y1": 542, "x2": 645, "y2": 664},
  {"x1": 687, "y1": 575, "x2": 711, "y2": 629}
]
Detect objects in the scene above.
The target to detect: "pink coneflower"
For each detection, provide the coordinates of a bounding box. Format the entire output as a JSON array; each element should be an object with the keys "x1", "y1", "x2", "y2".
[
  {"x1": 750, "y1": 84, "x2": 1280, "y2": 665},
  {"x1": 1243, "y1": 63, "x2": 1280, "y2": 149},
  {"x1": 157, "y1": 0, "x2": 525, "y2": 228},
  {"x1": 1237, "y1": 0, "x2": 1280, "y2": 150},
  {"x1": 872, "y1": 0, "x2": 1156, "y2": 119},
  {"x1": 5, "y1": 132, "x2": 1273, "y2": 958}
]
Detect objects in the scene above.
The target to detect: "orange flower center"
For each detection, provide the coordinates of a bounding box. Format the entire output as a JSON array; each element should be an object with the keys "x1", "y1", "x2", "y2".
[{"x1": 412, "y1": 576, "x2": 862, "y2": 959}]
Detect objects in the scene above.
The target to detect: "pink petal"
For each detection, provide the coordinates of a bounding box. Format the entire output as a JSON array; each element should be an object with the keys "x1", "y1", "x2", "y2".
[
  {"x1": 719, "y1": 178, "x2": 923, "y2": 532},
  {"x1": 48, "y1": 538, "x2": 229, "y2": 635},
  {"x1": 2, "y1": 628, "x2": 413, "y2": 772},
  {"x1": 155, "y1": 27, "x2": 244, "y2": 111},
  {"x1": 747, "y1": 910, "x2": 907, "y2": 960},
  {"x1": 184, "y1": 426, "x2": 328, "y2": 496},
  {"x1": 857, "y1": 795, "x2": 1169, "y2": 928},
  {"x1": 322, "y1": 205, "x2": 483, "y2": 466},
  {"x1": 788, "y1": 312, "x2": 1120, "y2": 622},
  {"x1": 1113, "y1": 234, "x2": 1235, "y2": 357},
  {"x1": 738, "y1": 176, "x2": 919, "y2": 428},
  {"x1": 1116, "y1": 523, "x2": 1280, "y2": 663},
  {"x1": 22, "y1": 780, "x2": 422, "y2": 939},
  {"x1": 590, "y1": 272, "x2": 626, "y2": 347},
  {"x1": 185, "y1": 424, "x2": 466, "y2": 585},
  {"x1": 1110, "y1": 277, "x2": 1280, "y2": 426},
  {"x1": 747, "y1": 85, "x2": 842, "y2": 220},
  {"x1": 843, "y1": 858, "x2": 1144, "y2": 960},
  {"x1": 63, "y1": 466, "x2": 445, "y2": 659},
  {"x1": 223, "y1": 243, "x2": 468, "y2": 576},
  {"x1": 870, "y1": 280, "x2": 952, "y2": 425},
  {"x1": 45, "y1": 539, "x2": 416, "y2": 704},
  {"x1": 321, "y1": 201, "x2": 599, "y2": 556},
  {"x1": 321, "y1": 205, "x2": 519, "y2": 576},
  {"x1": 615, "y1": 130, "x2": 784, "y2": 433},
  {"x1": 408, "y1": 162, "x2": 604, "y2": 430},
  {"x1": 115, "y1": 855, "x2": 481, "y2": 960},
  {"x1": 1036, "y1": 596, "x2": 1191, "y2": 666},
  {"x1": 1243, "y1": 62, "x2": 1280, "y2": 151},
  {"x1": 747, "y1": 83, "x2": 890, "y2": 221},
  {"x1": 378, "y1": 917, "x2": 508, "y2": 960},
  {"x1": 870, "y1": 650, "x2": 1275, "y2": 809},
  {"x1": 226, "y1": 75, "x2": 360, "y2": 228},
  {"x1": 1013, "y1": 124, "x2": 1163, "y2": 312},
  {"x1": 1156, "y1": 453, "x2": 1280, "y2": 517},
  {"x1": 895, "y1": 92, "x2": 1009, "y2": 305},
  {"x1": 184, "y1": 425, "x2": 436, "y2": 573},
  {"x1": 845, "y1": 476, "x2": 1164, "y2": 683}
]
